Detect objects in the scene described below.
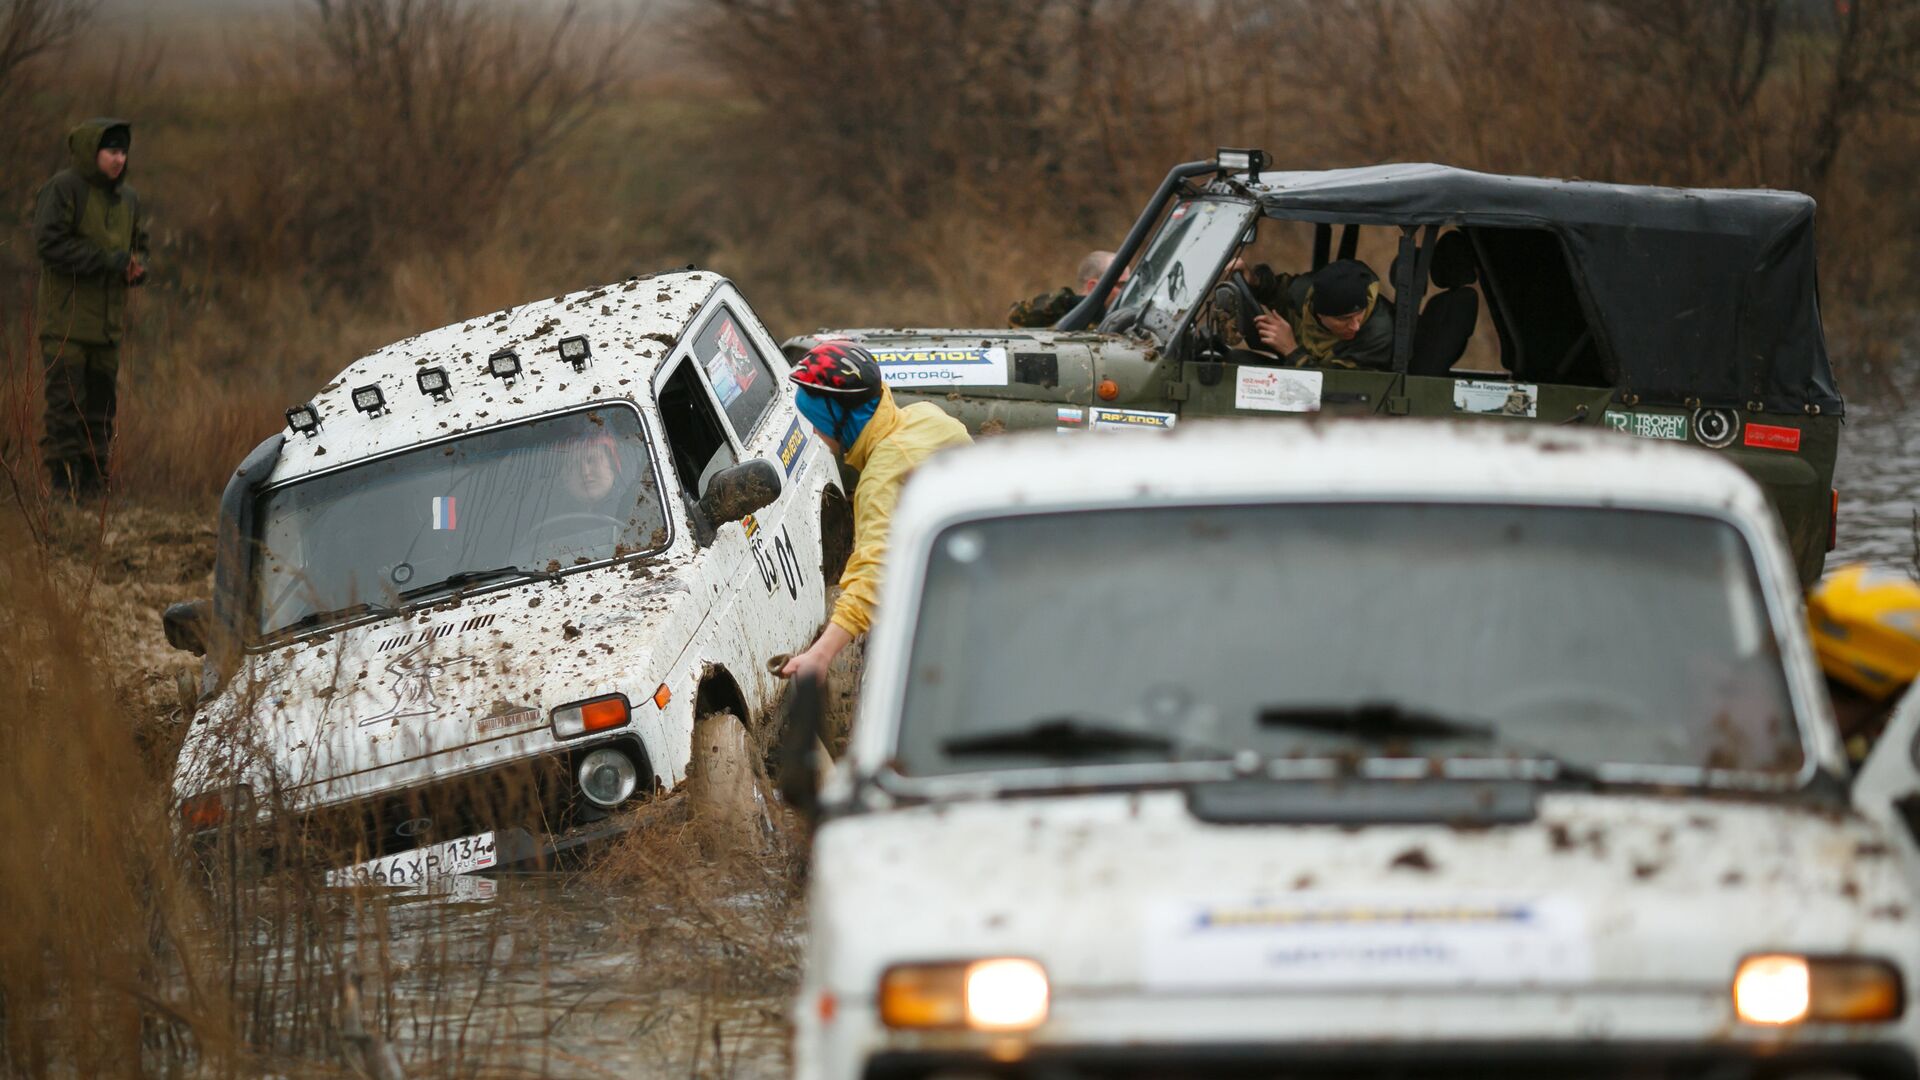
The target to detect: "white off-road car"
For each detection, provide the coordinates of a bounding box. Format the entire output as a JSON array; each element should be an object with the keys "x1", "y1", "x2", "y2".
[
  {"x1": 166, "y1": 270, "x2": 848, "y2": 883},
  {"x1": 788, "y1": 422, "x2": 1920, "y2": 1079}
]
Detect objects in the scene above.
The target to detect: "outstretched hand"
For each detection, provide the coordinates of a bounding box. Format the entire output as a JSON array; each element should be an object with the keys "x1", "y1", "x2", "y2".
[{"x1": 779, "y1": 623, "x2": 854, "y2": 682}]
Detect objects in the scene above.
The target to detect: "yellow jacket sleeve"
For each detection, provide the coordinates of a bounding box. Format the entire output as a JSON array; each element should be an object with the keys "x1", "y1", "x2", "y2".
[
  {"x1": 829, "y1": 454, "x2": 907, "y2": 637},
  {"x1": 829, "y1": 400, "x2": 973, "y2": 637}
]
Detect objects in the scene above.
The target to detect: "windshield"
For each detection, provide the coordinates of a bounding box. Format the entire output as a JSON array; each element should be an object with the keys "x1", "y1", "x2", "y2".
[
  {"x1": 1103, "y1": 198, "x2": 1253, "y2": 342},
  {"x1": 252, "y1": 406, "x2": 667, "y2": 637},
  {"x1": 896, "y1": 504, "x2": 1804, "y2": 783}
]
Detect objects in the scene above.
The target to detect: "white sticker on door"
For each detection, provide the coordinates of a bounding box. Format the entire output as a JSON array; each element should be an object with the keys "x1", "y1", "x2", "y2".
[
  {"x1": 1235, "y1": 366, "x2": 1323, "y2": 413},
  {"x1": 1453, "y1": 379, "x2": 1537, "y2": 417}
]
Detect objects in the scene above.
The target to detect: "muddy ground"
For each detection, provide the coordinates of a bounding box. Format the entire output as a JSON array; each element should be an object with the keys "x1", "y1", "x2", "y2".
[{"x1": 22, "y1": 497, "x2": 848, "y2": 1078}]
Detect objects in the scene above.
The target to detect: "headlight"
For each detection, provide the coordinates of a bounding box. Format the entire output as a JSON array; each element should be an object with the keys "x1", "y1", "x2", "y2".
[
  {"x1": 576, "y1": 747, "x2": 639, "y2": 809},
  {"x1": 879, "y1": 958, "x2": 1049, "y2": 1032},
  {"x1": 1734, "y1": 954, "x2": 1903, "y2": 1025}
]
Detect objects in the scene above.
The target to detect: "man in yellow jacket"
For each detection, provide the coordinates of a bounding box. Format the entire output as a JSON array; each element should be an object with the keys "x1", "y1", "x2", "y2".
[{"x1": 779, "y1": 342, "x2": 972, "y2": 682}]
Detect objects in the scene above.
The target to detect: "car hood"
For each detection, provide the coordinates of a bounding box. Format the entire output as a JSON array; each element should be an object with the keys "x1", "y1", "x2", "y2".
[
  {"x1": 175, "y1": 563, "x2": 697, "y2": 808},
  {"x1": 808, "y1": 788, "x2": 1916, "y2": 997}
]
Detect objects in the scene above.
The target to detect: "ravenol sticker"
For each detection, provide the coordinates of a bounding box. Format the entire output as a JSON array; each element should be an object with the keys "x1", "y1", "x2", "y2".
[
  {"x1": 870, "y1": 346, "x2": 1009, "y2": 387},
  {"x1": 432, "y1": 496, "x2": 458, "y2": 530},
  {"x1": 1235, "y1": 366, "x2": 1322, "y2": 413},
  {"x1": 776, "y1": 417, "x2": 808, "y2": 476},
  {"x1": 1603, "y1": 410, "x2": 1688, "y2": 442},
  {"x1": 1089, "y1": 406, "x2": 1176, "y2": 432},
  {"x1": 1744, "y1": 423, "x2": 1802, "y2": 452},
  {"x1": 1453, "y1": 379, "x2": 1537, "y2": 418}
]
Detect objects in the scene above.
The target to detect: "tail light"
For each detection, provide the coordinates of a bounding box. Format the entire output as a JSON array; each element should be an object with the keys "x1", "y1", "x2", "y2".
[{"x1": 1828, "y1": 488, "x2": 1839, "y2": 552}]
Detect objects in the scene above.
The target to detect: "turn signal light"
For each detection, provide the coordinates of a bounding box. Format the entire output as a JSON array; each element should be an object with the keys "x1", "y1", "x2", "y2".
[
  {"x1": 550, "y1": 694, "x2": 631, "y2": 739},
  {"x1": 180, "y1": 785, "x2": 253, "y2": 832},
  {"x1": 653, "y1": 683, "x2": 672, "y2": 709},
  {"x1": 1735, "y1": 954, "x2": 1903, "y2": 1025},
  {"x1": 880, "y1": 959, "x2": 1049, "y2": 1032}
]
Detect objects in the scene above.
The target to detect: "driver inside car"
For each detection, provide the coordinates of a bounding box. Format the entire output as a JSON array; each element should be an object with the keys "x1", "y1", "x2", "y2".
[{"x1": 1247, "y1": 258, "x2": 1395, "y2": 371}]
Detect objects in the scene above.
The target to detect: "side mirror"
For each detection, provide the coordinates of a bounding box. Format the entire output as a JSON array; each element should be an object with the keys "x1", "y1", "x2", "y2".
[
  {"x1": 163, "y1": 599, "x2": 212, "y2": 657},
  {"x1": 697, "y1": 458, "x2": 782, "y2": 529},
  {"x1": 775, "y1": 673, "x2": 825, "y2": 823}
]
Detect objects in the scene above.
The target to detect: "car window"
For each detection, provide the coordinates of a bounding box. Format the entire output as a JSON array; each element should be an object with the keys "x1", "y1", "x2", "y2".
[
  {"x1": 656, "y1": 358, "x2": 738, "y2": 498},
  {"x1": 689, "y1": 304, "x2": 778, "y2": 440},
  {"x1": 252, "y1": 407, "x2": 666, "y2": 637},
  {"x1": 896, "y1": 503, "x2": 1803, "y2": 782}
]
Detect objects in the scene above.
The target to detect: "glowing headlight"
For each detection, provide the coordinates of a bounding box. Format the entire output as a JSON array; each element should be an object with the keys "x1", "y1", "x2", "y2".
[
  {"x1": 1734, "y1": 954, "x2": 1903, "y2": 1025},
  {"x1": 879, "y1": 958, "x2": 1049, "y2": 1032}
]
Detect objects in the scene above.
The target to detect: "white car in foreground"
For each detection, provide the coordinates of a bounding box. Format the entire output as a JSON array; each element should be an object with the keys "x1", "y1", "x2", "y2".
[
  {"x1": 166, "y1": 270, "x2": 847, "y2": 882},
  {"x1": 790, "y1": 422, "x2": 1920, "y2": 1079}
]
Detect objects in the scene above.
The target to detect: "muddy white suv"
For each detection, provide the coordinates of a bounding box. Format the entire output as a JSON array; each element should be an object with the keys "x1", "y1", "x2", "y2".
[
  {"x1": 166, "y1": 270, "x2": 848, "y2": 882},
  {"x1": 788, "y1": 421, "x2": 1920, "y2": 1079}
]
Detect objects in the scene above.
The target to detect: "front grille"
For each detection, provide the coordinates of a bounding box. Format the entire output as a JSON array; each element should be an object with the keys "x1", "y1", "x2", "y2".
[
  {"x1": 864, "y1": 1044, "x2": 1919, "y2": 1080},
  {"x1": 255, "y1": 737, "x2": 646, "y2": 868}
]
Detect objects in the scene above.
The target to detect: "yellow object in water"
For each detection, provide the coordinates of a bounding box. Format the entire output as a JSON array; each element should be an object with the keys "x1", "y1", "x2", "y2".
[{"x1": 1808, "y1": 563, "x2": 1920, "y2": 701}]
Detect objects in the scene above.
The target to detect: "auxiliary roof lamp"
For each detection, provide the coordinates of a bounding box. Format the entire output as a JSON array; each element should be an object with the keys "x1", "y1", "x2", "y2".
[
  {"x1": 489, "y1": 348, "x2": 522, "y2": 384},
  {"x1": 350, "y1": 383, "x2": 387, "y2": 417},
  {"x1": 558, "y1": 335, "x2": 592, "y2": 371},
  {"x1": 285, "y1": 403, "x2": 321, "y2": 437},
  {"x1": 1216, "y1": 147, "x2": 1268, "y2": 181},
  {"x1": 416, "y1": 365, "x2": 452, "y2": 402}
]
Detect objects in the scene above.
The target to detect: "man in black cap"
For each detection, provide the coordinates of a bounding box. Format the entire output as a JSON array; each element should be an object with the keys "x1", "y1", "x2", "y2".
[
  {"x1": 34, "y1": 117, "x2": 149, "y2": 498},
  {"x1": 1250, "y1": 258, "x2": 1393, "y2": 370}
]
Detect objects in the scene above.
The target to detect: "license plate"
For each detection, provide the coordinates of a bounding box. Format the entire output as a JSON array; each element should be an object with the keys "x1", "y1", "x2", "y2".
[{"x1": 326, "y1": 830, "x2": 497, "y2": 887}]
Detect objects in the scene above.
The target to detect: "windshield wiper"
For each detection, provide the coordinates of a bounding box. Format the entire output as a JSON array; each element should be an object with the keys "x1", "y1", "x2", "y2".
[
  {"x1": 1257, "y1": 701, "x2": 1497, "y2": 741},
  {"x1": 398, "y1": 564, "x2": 562, "y2": 602},
  {"x1": 944, "y1": 714, "x2": 1218, "y2": 760},
  {"x1": 1258, "y1": 703, "x2": 1611, "y2": 785}
]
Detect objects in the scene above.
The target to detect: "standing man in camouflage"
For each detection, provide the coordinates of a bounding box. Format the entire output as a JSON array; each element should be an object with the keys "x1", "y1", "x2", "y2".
[{"x1": 35, "y1": 118, "x2": 149, "y2": 498}]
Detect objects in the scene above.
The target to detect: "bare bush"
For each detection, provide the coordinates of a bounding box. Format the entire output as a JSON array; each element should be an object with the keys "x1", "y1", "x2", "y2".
[{"x1": 193, "y1": 0, "x2": 631, "y2": 294}]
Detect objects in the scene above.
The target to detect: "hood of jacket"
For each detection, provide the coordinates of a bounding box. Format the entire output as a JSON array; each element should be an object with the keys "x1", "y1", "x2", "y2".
[{"x1": 67, "y1": 118, "x2": 131, "y2": 189}]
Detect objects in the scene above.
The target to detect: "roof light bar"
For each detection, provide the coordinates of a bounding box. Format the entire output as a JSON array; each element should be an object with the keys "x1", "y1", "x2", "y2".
[
  {"x1": 558, "y1": 335, "x2": 591, "y2": 370},
  {"x1": 285, "y1": 403, "x2": 321, "y2": 436},
  {"x1": 1216, "y1": 147, "x2": 1268, "y2": 181},
  {"x1": 416, "y1": 365, "x2": 452, "y2": 401},
  {"x1": 350, "y1": 383, "x2": 386, "y2": 416},
  {"x1": 489, "y1": 348, "x2": 521, "y2": 383}
]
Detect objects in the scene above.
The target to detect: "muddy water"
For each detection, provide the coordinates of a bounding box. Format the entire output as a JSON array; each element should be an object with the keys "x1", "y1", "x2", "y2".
[
  {"x1": 335, "y1": 873, "x2": 795, "y2": 1078},
  {"x1": 1833, "y1": 352, "x2": 1919, "y2": 570}
]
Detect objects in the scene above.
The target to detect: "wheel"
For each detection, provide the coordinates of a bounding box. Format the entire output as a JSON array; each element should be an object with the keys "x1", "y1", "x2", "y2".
[{"x1": 686, "y1": 710, "x2": 769, "y2": 859}]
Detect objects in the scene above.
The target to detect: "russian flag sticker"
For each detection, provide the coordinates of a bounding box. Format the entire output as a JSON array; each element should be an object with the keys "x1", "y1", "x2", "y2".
[{"x1": 433, "y1": 496, "x2": 457, "y2": 530}]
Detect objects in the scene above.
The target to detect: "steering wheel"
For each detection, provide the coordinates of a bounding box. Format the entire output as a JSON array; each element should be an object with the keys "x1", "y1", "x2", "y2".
[
  {"x1": 1231, "y1": 271, "x2": 1268, "y2": 344},
  {"x1": 530, "y1": 512, "x2": 625, "y2": 545}
]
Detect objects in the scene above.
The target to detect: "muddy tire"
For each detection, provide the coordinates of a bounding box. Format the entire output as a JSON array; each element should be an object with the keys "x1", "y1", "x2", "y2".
[{"x1": 687, "y1": 710, "x2": 767, "y2": 859}]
